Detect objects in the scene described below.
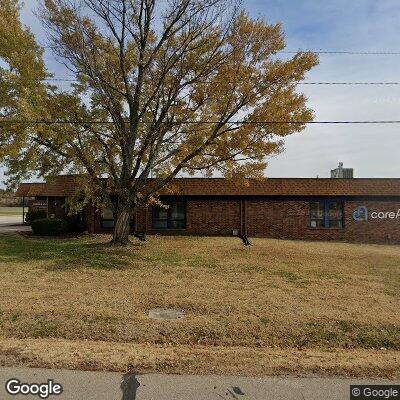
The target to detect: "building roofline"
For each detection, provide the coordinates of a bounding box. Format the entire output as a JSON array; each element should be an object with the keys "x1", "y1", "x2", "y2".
[{"x1": 16, "y1": 175, "x2": 400, "y2": 198}]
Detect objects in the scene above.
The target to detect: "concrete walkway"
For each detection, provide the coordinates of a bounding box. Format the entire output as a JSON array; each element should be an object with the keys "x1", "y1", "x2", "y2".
[
  {"x1": 0, "y1": 216, "x2": 30, "y2": 232},
  {"x1": 0, "y1": 367, "x2": 398, "y2": 400}
]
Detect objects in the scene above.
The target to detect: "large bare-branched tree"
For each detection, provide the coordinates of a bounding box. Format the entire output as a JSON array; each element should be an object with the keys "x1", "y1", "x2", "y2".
[{"x1": 0, "y1": 0, "x2": 318, "y2": 245}]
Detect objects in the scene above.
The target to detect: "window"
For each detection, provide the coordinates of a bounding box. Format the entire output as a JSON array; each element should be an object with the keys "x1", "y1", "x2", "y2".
[
  {"x1": 101, "y1": 203, "x2": 115, "y2": 228},
  {"x1": 153, "y1": 201, "x2": 186, "y2": 229},
  {"x1": 100, "y1": 198, "x2": 135, "y2": 229},
  {"x1": 310, "y1": 201, "x2": 325, "y2": 228},
  {"x1": 153, "y1": 207, "x2": 168, "y2": 229},
  {"x1": 310, "y1": 200, "x2": 344, "y2": 228},
  {"x1": 327, "y1": 201, "x2": 344, "y2": 228}
]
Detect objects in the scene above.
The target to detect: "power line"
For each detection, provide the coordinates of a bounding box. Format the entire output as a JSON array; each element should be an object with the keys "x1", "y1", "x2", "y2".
[
  {"x1": 281, "y1": 50, "x2": 400, "y2": 55},
  {"x1": 1, "y1": 119, "x2": 400, "y2": 125},
  {"x1": 23, "y1": 78, "x2": 400, "y2": 85},
  {"x1": 300, "y1": 82, "x2": 400, "y2": 85},
  {"x1": 43, "y1": 78, "x2": 77, "y2": 82},
  {"x1": 42, "y1": 46, "x2": 400, "y2": 55}
]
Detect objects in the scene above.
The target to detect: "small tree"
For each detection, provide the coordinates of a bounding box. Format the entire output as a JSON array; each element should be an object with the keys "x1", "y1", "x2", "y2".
[{"x1": 0, "y1": 0, "x2": 318, "y2": 245}]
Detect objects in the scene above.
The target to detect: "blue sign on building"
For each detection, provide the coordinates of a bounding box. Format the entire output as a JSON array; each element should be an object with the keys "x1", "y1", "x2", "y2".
[{"x1": 353, "y1": 205, "x2": 368, "y2": 221}]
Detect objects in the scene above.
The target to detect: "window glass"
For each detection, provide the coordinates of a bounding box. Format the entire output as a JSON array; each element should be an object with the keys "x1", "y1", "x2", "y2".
[
  {"x1": 310, "y1": 200, "x2": 343, "y2": 229},
  {"x1": 170, "y1": 219, "x2": 186, "y2": 229},
  {"x1": 170, "y1": 202, "x2": 185, "y2": 220},
  {"x1": 329, "y1": 219, "x2": 343, "y2": 228},
  {"x1": 101, "y1": 199, "x2": 116, "y2": 228},
  {"x1": 310, "y1": 201, "x2": 325, "y2": 228},
  {"x1": 153, "y1": 206, "x2": 168, "y2": 229},
  {"x1": 155, "y1": 208, "x2": 168, "y2": 220},
  {"x1": 101, "y1": 219, "x2": 115, "y2": 228},
  {"x1": 154, "y1": 220, "x2": 168, "y2": 229},
  {"x1": 328, "y1": 201, "x2": 343, "y2": 228},
  {"x1": 102, "y1": 206, "x2": 114, "y2": 220},
  {"x1": 153, "y1": 201, "x2": 186, "y2": 229},
  {"x1": 100, "y1": 198, "x2": 135, "y2": 229}
]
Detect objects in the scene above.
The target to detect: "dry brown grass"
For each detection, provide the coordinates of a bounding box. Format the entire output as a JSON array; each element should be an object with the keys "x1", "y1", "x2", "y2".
[
  {"x1": 0, "y1": 338, "x2": 398, "y2": 378},
  {"x1": 0, "y1": 233, "x2": 399, "y2": 377}
]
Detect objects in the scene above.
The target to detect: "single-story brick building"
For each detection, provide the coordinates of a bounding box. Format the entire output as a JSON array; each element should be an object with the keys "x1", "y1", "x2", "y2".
[{"x1": 16, "y1": 175, "x2": 400, "y2": 244}]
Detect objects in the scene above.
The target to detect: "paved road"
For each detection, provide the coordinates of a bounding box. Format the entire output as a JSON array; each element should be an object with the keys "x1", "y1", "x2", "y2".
[
  {"x1": 0, "y1": 216, "x2": 30, "y2": 232},
  {"x1": 0, "y1": 367, "x2": 398, "y2": 400}
]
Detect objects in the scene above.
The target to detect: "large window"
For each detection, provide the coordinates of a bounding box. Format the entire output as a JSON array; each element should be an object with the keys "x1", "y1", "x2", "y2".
[
  {"x1": 153, "y1": 201, "x2": 186, "y2": 229},
  {"x1": 101, "y1": 201, "x2": 116, "y2": 228},
  {"x1": 310, "y1": 200, "x2": 344, "y2": 229},
  {"x1": 100, "y1": 198, "x2": 134, "y2": 229}
]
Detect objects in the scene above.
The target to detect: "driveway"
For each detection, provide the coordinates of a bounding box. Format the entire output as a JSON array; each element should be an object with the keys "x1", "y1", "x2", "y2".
[
  {"x1": 0, "y1": 216, "x2": 30, "y2": 232},
  {"x1": 0, "y1": 367, "x2": 398, "y2": 400}
]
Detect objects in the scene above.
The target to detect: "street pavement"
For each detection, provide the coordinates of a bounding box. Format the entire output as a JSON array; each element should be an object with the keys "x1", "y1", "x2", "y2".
[
  {"x1": 0, "y1": 367, "x2": 398, "y2": 400},
  {"x1": 0, "y1": 216, "x2": 30, "y2": 232}
]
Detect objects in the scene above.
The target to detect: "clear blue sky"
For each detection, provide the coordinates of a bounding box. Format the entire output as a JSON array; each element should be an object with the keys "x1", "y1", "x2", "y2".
[{"x1": 2, "y1": 0, "x2": 400, "y2": 187}]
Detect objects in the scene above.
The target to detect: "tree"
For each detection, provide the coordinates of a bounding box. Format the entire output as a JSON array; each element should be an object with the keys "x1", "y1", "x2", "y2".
[
  {"x1": 0, "y1": 0, "x2": 51, "y2": 183},
  {"x1": 0, "y1": 0, "x2": 318, "y2": 245}
]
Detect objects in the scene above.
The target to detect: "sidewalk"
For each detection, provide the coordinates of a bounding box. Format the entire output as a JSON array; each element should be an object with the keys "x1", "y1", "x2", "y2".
[
  {"x1": 0, "y1": 366, "x2": 398, "y2": 400},
  {"x1": 0, "y1": 216, "x2": 30, "y2": 232}
]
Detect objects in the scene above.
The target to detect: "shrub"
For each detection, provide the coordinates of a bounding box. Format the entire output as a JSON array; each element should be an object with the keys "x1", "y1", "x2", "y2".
[
  {"x1": 25, "y1": 210, "x2": 47, "y2": 225},
  {"x1": 31, "y1": 218, "x2": 69, "y2": 236},
  {"x1": 65, "y1": 217, "x2": 87, "y2": 233}
]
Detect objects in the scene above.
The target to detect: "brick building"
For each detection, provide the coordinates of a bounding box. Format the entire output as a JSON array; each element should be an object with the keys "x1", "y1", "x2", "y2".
[{"x1": 16, "y1": 175, "x2": 400, "y2": 244}]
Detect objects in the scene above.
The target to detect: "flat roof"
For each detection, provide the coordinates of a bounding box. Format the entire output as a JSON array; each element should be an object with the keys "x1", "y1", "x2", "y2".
[{"x1": 16, "y1": 175, "x2": 400, "y2": 197}]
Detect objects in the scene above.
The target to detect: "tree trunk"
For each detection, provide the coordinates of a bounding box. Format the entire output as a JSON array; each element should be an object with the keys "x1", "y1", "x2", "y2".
[{"x1": 111, "y1": 206, "x2": 131, "y2": 246}]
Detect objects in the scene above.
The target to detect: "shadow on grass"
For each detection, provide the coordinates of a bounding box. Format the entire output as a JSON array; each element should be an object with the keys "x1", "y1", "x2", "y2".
[{"x1": 0, "y1": 234, "x2": 139, "y2": 270}]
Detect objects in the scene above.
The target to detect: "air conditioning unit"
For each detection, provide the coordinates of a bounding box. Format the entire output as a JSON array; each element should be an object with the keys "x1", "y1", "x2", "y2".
[{"x1": 331, "y1": 162, "x2": 354, "y2": 179}]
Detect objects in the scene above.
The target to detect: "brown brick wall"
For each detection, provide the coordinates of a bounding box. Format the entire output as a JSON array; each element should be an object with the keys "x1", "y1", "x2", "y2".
[
  {"x1": 60, "y1": 196, "x2": 400, "y2": 244},
  {"x1": 132, "y1": 199, "x2": 241, "y2": 236},
  {"x1": 344, "y1": 201, "x2": 400, "y2": 244},
  {"x1": 186, "y1": 199, "x2": 241, "y2": 236},
  {"x1": 246, "y1": 199, "x2": 349, "y2": 241},
  {"x1": 246, "y1": 199, "x2": 400, "y2": 244},
  {"x1": 135, "y1": 206, "x2": 148, "y2": 233},
  {"x1": 247, "y1": 200, "x2": 313, "y2": 239}
]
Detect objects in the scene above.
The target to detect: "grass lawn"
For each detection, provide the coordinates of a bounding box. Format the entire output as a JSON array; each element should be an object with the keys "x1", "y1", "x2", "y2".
[
  {"x1": 0, "y1": 207, "x2": 23, "y2": 216},
  {"x1": 0, "y1": 234, "x2": 399, "y2": 378}
]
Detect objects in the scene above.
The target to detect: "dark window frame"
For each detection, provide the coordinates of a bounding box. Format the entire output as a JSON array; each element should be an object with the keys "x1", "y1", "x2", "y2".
[
  {"x1": 100, "y1": 197, "x2": 135, "y2": 229},
  {"x1": 152, "y1": 201, "x2": 187, "y2": 230},
  {"x1": 310, "y1": 199, "x2": 344, "y2": 229},
  {"x1": 100, "y1": 197, "x2": 117, "y2": 229}
]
